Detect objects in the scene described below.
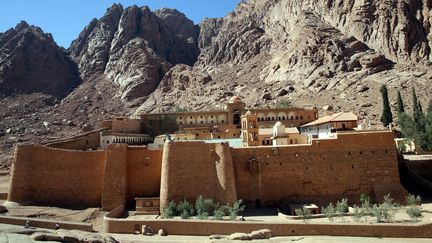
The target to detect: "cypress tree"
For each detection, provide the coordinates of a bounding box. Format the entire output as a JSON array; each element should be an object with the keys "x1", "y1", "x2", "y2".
[
  {"x1": 396, "y1": 90, "x2": 405, "y2": 113},
  {"x1": 412, "y1": 87, "x2": 425, "y2": 132},
  {"x1": 380, "y1": 85, "x2": 393, "y2": 127}
]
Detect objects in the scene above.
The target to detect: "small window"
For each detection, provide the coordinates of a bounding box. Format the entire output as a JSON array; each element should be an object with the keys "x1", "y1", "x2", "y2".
[
  {"x1": 190, "y1": 121, "x2": 193, "y2": 124},
  {"x1": 200, "y1": 116, "x2": 203, "y2": 118},
  {"x1": 221, "y1": 120, "x2": 225, "y2": 123},
  {"x1": 179, "y1": 121, "x2": 183, "y2": 125},
  {"x1": 190, "y1": 116, "x2": 192, "y2": 119},
  {"x1": 201, "y1": 121, "x2": 203, "y2": 124},
  {"x1": 179, "y1": 117, "x2": 183, "y2": 120}
]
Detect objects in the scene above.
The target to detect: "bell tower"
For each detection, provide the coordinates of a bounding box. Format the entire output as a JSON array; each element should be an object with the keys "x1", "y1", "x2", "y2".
[
  {"x1": 241, "y1": 111, "x2": 259, "y2": 147},
  {"x1": 227, "y1": 96, "x2": 246, "y2": 127}
]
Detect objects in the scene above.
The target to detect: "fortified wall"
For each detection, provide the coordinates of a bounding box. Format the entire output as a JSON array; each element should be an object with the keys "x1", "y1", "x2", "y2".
[
  {"x1": 7, "y1": 144, "x2": 162, "y2": 210},
  {"x1": 159, "y1": 131, "x2": 407, "y2": 210},
  {"x1": 7, "y1": 130, "x2": 407, "y2": 213}
]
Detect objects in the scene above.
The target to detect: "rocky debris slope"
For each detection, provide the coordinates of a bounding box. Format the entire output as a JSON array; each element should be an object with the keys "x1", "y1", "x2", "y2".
[
  {"x1": 69, "y1": 4, "x2": 200, "y2": 101},
  {"x1": 0, "y1": 21, "x2": 81, "y2": 99},
  {"x1": 137, "y1": 0, "x2": 432, "y2": 125}
]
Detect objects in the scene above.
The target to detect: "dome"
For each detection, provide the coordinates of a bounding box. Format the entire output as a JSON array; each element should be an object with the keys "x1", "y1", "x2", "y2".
[
  {"x1": 229, "y1": 96, "x2": 242, "y2": 103},
  {"x1": 275, "y1": 121, "x2": 284, "y2": 127}
]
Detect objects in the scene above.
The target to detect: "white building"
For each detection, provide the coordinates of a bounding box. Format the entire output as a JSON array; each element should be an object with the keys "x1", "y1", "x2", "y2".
[{"x1": 300, "y1": 112, "x2": 358, "y2": 139}]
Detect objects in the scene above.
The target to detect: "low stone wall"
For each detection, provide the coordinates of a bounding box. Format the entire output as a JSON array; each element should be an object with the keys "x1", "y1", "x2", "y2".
[
  {"x1": 103, "y1": 217, "x2": 432, "y2": 238},
  {"x1": 0, "y1": 215, "x2": 93, "y2": 231}
]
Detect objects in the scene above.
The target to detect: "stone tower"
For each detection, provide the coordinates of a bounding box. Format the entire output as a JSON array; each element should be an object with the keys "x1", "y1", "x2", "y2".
[
  {"x1": 226, "y1": 96, "x2": 246, "y2": 127},
  {"x1": 241, "y1": 111, "x2": 259, "y2": 147}
]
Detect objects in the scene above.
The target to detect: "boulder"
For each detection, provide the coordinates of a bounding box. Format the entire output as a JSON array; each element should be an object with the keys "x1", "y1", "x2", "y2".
[
  {"x1": 249, "y1": 229, "x2": 272, "y2": 239},
  {"x1": 276, "y1": 89, "x2": 288, "y2": 97},
  {"x1": 228, "y1": 232, "x2": 251, "y2": 240},
  {"x1": 322, "y1": 105, "x2": 333, "y2": 111},
  {"x1": 361, "y1": 102, "x2": 373, "y2": 108},
  {"x1": 157, "y1": 229, "x2": 167, "y2": 236},
  {"x1": 0, "y1": 205, "x2": 8, "y2": 213},
  {"x1": 44, "y1": 233, "x2": 63, "y2": 242},
  {"x1": 142, "y1": 225, "x2": 154, "y2": 236},
  {"x1": 261, "y1": 93, "x2": 272, "y2": 100},
  {"x1": 56, "y1": 229, "x2": 79, "y2": 243},
  {"x1": 30, "y1": 233, "x2": 46, "y2": 241},
  {"x1": 357, "y1": 85, "x2": 369, "y2": 93}
]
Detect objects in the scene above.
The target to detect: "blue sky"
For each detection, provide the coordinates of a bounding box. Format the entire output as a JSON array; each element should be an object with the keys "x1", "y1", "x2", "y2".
[{"x1": 0, "y1": 0, "x2": 240, "y2": 48}]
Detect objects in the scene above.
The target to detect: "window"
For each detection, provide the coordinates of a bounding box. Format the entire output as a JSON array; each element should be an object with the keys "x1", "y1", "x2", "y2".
[
  {"x1": 179, "y1": 121, "x2": 183, "y2": 125},
  {"x1": 221, "y1": 120, "x2": 225, "y2": 123},
  {"x1": 190, "y1": 116, "x2": 192, "y2": 119},
  {"x1": 201, "y1": 121, "x2": 203, "y2": 124},
  {"x1": 179, "y1": 117, "x2": 183, "y2": 120},
  {"x1": 300, "y1": 116, "x2": 303, "y2": 119},
  {"x1": 190, "y1": 121, "x2": 193, "y2": 124}
]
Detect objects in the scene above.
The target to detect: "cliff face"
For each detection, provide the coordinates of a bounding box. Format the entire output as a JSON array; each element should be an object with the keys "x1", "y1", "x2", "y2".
[
  {"x1": 69, "y1": 4, "x2": 199, "y2": 101},
  {"x1": 0, "y1": 21, "x2": 81, "y2": 99},
  {"x1": 138, "y1": 0, "x2": 432, "y2": 119}
]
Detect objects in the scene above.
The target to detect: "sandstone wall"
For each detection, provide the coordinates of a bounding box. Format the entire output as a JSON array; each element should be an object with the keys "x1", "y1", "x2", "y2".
[
  {"x1": 8, "y1": 144, "x2": 106, "y2": 207},
  {"x1": 232, "y1": 131, "x2": 406, "y2": 207},
  {"x1": 126, "y1": 147, "x2": 162, "y2": 204},
  {"x1": 45, "y1": 129, "x2": 103, "y2": 150},
  {"x1": 160, "y1": 141, "x2": 237, "y2": 210}
]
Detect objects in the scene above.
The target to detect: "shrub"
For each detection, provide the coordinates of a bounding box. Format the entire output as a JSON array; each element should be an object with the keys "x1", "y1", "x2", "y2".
[
  {"x1": 227, "y1": 199, "x2": 246, "y2": 220},
  {"x1": 360, "y1": 193, "x2": 371, "y2": 206},
  {"x1": 321, "y1": 203, "x2": 336, "y2": 222},
  {"x1": 336, "y1": 198, "x2": 348, "y2": 222},
  {"x1": 372, "y1": 194, "x2": 397, "y2": 223},
  {"x1": 213, "y1": 206, "x2": 226, "y2": 220},
  {"x1": 177, "y1": 199, "x2": 195, "y2": 219},
  {"x1": 197, "y1": 212, "x2": 209, "y2": 220},
  {"x1": 352, "y1": 205, "x2": 363, "y2": 222},
  {"x1": 163, "y1": 201, "x2": 177, "y2": 218},
  {"x1": 295, "y1": 206, "x2": 312, "y2": 223},
  {"x1": 406, "y1": 194, "x2": 422, "y2": 206},
  {"x1": 195, "y1": 196, "x2": 216, "y2": 217},
  {"x1": 406, "y1": 206, "x2": 423, "y2": 221},
  {"x1": 360, "y1": 198, "x2": 373, "y2": 222}
]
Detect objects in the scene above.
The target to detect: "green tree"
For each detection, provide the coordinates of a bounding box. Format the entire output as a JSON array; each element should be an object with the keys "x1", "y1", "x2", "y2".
[
  {"x1": 412, "y1": 87, "x2": 425, "y2": 132},
  {"x1": 380, "y1": 85, "x2": 393, "y2": 127},
  {"x1": 396, "y1": 90, "x2": 405, "y2": 113}
]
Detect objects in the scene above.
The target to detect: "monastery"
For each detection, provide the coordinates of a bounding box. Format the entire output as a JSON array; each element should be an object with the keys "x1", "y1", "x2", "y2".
[{"x1": 6, "y1": 97, "x2": 407, "y2": 215}]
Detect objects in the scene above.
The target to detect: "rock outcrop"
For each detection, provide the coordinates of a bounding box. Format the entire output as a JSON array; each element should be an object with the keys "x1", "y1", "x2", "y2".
[
  {"x1": 0, "y1": 21, "x2": 81, "y2": 99},
  {"x1": 69, "y1": 4, "x2": 200, "y2": 101}
]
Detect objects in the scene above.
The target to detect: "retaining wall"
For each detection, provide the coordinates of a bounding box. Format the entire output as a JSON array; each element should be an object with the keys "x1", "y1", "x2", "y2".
[{"x1": 103, "y1": 217, "x2": 432, "y2": 238}]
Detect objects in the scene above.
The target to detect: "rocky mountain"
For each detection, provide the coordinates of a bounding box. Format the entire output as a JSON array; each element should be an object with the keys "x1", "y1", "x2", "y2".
[
  {"x1": 0, "y1": 21, "x2": 81, "y2": 99},
  {"x1": 2, "y1": 0, "x2": 432, "y2": 170},
  {"x1": 69, "y1": 4, "x2": 199, "y2": 101},
  {"x1": 137, "y1": 0, "x2": 432, "y2": 121}
]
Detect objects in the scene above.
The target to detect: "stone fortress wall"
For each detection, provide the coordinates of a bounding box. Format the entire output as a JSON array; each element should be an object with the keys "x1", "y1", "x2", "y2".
[{"x1": 7, "y1": 128, "x2": 407, "y2": 212}]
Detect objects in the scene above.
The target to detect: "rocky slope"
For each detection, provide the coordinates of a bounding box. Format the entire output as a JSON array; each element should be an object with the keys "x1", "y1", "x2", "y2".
[
  {"x1": 137, "y1": 0, "x2": 432, "y2": 123},
  {"x1": 2, "y1": 0, "x2": 432, "y2": 169},
  {"x1": 0, "y1": 21, "x2": 81, "y2": 98},
  {"x1": 69, "y1": 4, "x2": 199, "y2": 101}
]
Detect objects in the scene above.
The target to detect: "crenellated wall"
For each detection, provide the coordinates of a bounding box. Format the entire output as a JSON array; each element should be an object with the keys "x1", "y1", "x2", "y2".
[{"x1": 8, "y1": 130, "x2": 407, "y2": 213}]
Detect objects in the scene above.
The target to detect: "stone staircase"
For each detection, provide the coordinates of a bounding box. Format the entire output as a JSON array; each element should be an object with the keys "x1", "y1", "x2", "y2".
[{"x1": 135, "y1": 197, "x2": 160, "y2": 215}]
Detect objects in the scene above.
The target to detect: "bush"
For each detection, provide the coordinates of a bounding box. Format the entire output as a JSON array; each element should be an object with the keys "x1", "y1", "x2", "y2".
[
  {"x1": 295, "y1": 206, "x2": 312, "y2": 223},
  {"x1": 195, "y1": 196, "x2": 216, "y2": 217},
  {"x1": 197, "y1": 212, "x2": 209, "y2": 220},
  {"x1": 227, "y1": 200, "x2": 246, "y2": 220},
  {"x1": 321, "y1": 203, "x2": 336, "y2": 222},
  {"x1": 360, "y1": 198, "x2": 373, "y2": 222},
  {"x1": 213, "y1": 206, "x2": 226, "y2": 220},
  {"x1": 372, "y1": 194, "x2": 397, "y2": 223},
  {"x1": 336, "y1": 198, "x2": 348, "y2": 222},
  {"x1": 406, "y1": 206, "x2": 423, "y2": 221},
  {"x1": 177, "y1": 199, "x2": 195, "y2": 219},
  {"x1": 406, "y1": 194, "x2": 422, "y2": 206},
  {"x1": 163, "y1": 201, "x2": 177, "y2": 218},
  {"x1": 352, "y1": 205, "x2": 363, "y2": 222}
]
